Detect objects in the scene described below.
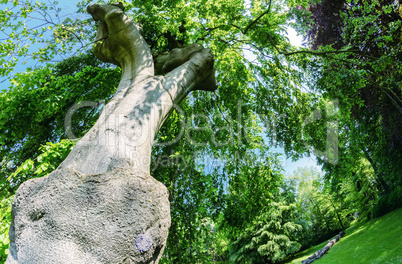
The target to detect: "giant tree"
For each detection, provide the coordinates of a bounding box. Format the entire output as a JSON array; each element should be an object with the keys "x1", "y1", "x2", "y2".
[{"x1": 6, "y1": 2, "x2": 217, "y2": 263}]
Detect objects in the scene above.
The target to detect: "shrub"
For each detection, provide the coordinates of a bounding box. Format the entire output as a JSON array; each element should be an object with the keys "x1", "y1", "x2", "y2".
[{"x1": 373, "y1": 186, "x2": 402, "y2": 217}]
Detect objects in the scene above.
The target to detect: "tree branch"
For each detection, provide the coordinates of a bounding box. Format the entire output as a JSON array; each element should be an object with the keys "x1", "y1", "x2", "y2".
[
  {"x1": 380, "y1": 87, "x2": 402, "y2": 114},
  {"x1": 243, "y1": 0, "x2": 272, "y2": 34},
  {"x1": 281, "y1": 49, "x2": 359, "y2": 56},
  {"x1": 213, "y1": 91, "x2": 230, "y2": 124}
]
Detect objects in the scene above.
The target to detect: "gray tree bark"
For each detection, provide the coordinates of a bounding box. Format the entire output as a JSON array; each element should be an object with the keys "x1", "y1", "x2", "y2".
[
  {"x1": 301, "y1": 231, "x2": 345, "y2": 264},
  {"x1": 6, "y1": 3, "x2": 216, "y2": 263}
]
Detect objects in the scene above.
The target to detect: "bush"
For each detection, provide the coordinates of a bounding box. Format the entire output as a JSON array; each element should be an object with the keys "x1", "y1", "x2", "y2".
[
  {"x1": 373, "y1": 186, "x2": 402, "y2": 217},
  {"x1": 388, "y1": 186, "x2": 402, "y2": 210}
]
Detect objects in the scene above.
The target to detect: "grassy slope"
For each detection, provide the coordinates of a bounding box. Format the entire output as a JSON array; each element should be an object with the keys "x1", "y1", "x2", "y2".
[{"x1": 285, "y1": 208, "x2": 402, "y2": 264}]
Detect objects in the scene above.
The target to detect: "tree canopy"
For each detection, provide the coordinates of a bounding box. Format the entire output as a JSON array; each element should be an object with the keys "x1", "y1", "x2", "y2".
[{"x1": 1, "y1": 0, "x2": 401, "y2": 262}]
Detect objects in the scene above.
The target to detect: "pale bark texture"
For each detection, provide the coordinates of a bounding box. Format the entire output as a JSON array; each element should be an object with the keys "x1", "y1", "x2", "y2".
[{"x1": 6, "y1": 3, "x2": 216, "y2": 263}]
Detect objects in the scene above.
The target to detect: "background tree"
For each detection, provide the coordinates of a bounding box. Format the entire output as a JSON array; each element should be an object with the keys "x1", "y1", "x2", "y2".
[
  {"x1": 303, "y1": 0, "x2": 402, "y2": 214},
  {"x1": 288, "y1": 167, "x2": 346, "y2": 249}
]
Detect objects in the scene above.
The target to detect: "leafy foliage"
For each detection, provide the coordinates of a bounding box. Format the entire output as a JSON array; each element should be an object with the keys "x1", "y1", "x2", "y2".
[
  {"x1": 0, "y1": 53, "x2": 120, "y2": 194},
  {"x1": 0, "y1": 0, "x2": 92, "y2": 76},
  {"x1": 8, "y1": 139, "x2": 76, "y2": 182},
  {"x1": 0, "y1": 196, "x2": 12, "y2": 263},
  {"x1": 304, "y1": 0, "x2": 402, "y2": 196}
]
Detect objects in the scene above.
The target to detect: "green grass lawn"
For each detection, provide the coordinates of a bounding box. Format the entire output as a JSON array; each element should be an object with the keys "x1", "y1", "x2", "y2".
[{"x1": 285, "y1": 208, "x2": 402, "y2": 264}]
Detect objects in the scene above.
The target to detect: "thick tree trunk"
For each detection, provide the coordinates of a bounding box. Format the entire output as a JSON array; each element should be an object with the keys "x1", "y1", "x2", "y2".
[
  {"x1": 301, "y1": 231, "x2": 345, "y2": 264},
  {"x1": 6, "y1": 3, "x2": 216, "y2": 263}
]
